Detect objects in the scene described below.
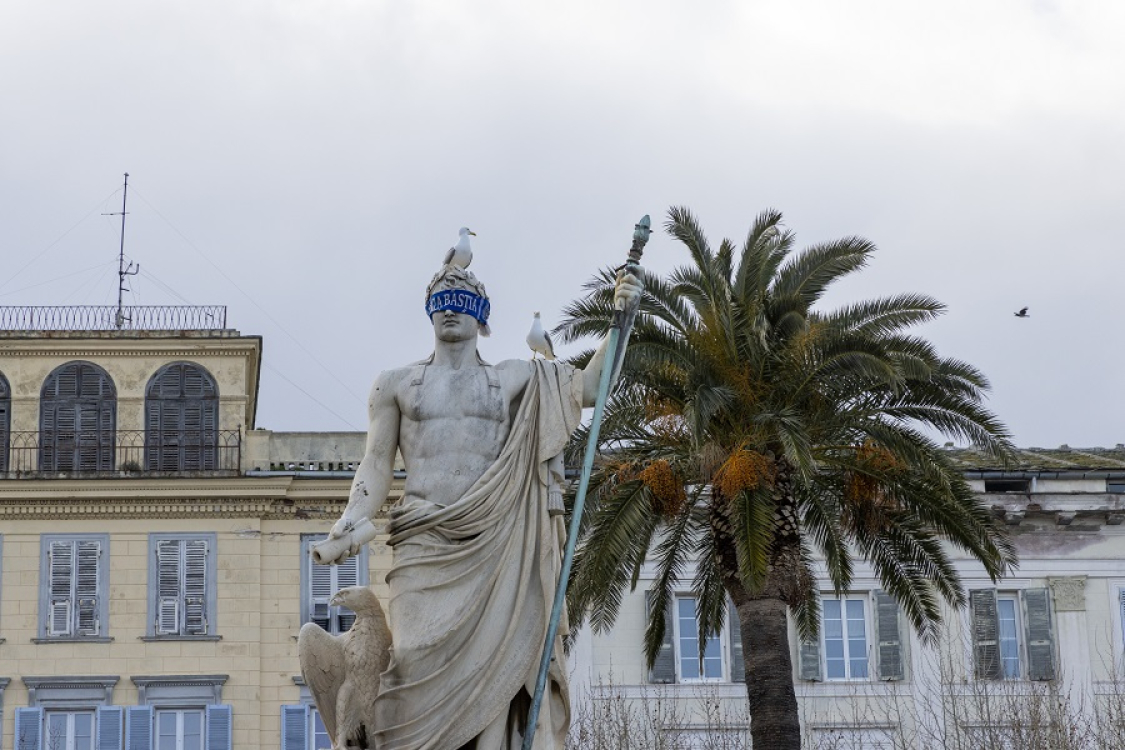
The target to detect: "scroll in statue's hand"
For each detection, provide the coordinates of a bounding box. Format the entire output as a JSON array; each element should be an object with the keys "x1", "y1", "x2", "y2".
[{"x1": 313, "y1": 516, "x2": 377, "y2": 565}]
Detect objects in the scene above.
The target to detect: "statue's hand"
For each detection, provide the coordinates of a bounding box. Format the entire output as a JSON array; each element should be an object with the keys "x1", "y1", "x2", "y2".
[
  {"x1": 614, "y1": 266, "x2": 644, "y2": 311},
  {"x1": 327, "y1": 516, "x2": 362, "y2": 559}
]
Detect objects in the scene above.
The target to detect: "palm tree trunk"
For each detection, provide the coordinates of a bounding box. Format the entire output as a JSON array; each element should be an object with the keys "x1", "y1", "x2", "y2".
[{"x1": 733, "y1": 587, "x2": 801, "y2": 750}]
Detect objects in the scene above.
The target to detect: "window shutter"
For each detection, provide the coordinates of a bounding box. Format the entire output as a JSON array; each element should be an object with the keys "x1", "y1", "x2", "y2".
[
  {"x1": 206, "y1": 705, "x2": 232, "y2": 750},
  {"x1": 280, "y1": 706, "x2": 308, "y2": 750},
  {"x1": 1120, "y1": 589, "x2": 1125, "y2": 651},
  {"x1": 970, "y1": 589, "x2": 1002, "y2": 680},
  {"x1": 125, "y1": 707, "x2": 152, "y2": 750},
  {"x1": 145, "y1": 363, "x2": 218, "y2": 472},
  {"x1": 798, "y1": 634, "x2": 822, "y2": 681},
  {"x1": 98, "y1": 706, "x2": 124, "y2": 750},
  {"x1": 156, "y1": 540, "x2": 182, "y2": 634},
  {"x1": 75, "y1": 539, "x2": 101, "y2": 635},
  {"x1": 727, "y1": 600, "x2": 745, "y2": 683},
  {"x1": 309, "y1": 551, "x2": 334, "y2": 631},
  {"x1": 145, "y1": 398, "x2": 163, "y2": 471},
  {"x1": 77, "y1": 402, "x2": 101, "y2": 471},
  {"x1": 874, "y1": 591, "x2": 904, "y2": 681},
  {"x1": 15, "y1": 707, "x2": 43, "y2": 750},
  {"x1": 97, "y1": 395, "x2": 115, "y2": 470},
  {"x1": 184, "y1": 539, "x2": 209, "y2": 634},
  {"x1": 334, "y1": 554, "x2": 359, "y2": 632},
  {"x1": 1022, "y1": 588, "x2": 1056, "y2": 681},
  {"x1": 646, "y1": 590, "x2": 676, "y2": 684},
  {"x1": 1, "y1": 374, "x2": 10, "y2": 473},
  {"x1": 200, "y1": 390, "x2": 217, "y2": 470},
  {"x1": 53, "y1": 402, "x2": 77, "y2": 472},
  {"x1": 49, "y1": 540, "x2": 75, "y2": 636}
]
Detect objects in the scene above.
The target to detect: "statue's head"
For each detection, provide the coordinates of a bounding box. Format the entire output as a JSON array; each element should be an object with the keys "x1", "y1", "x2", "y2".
[{"x1": 425, "y1": 265, "x2": 491, "y2": 339}]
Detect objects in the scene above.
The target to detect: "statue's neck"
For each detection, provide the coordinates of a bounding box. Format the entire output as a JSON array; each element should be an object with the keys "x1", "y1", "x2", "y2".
[{"x1": 430, "y1": 338, "x2": 480, "y2": 369}]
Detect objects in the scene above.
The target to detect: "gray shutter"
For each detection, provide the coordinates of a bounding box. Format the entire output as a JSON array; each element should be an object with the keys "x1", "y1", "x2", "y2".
[
  {"x1": 49, "y1": 540, "x2": 75, "y2": 636},
  {"x1": 309, "y1": 547, "x2": 333, "y2": 631},
  {"x1": 16, "y1": 707, "x2": 43, "y2": 750},
  {"x1": 1022, "y1": 588, "x2": 1055, "y2": 681},
  {"x1": 970, "y1": 589, "x2": 1002, "y2": 680},
  {"x1": 98, "y1": 706, "x2": 124, "y2": 750},
  {"x1": 206, "y1": 705, "x2": 232, "y2": 750},
  {"x1": 798, "y1": 635, "x2": 822, "y2": 681},
  {"x1": 1120, "y1": 589, "x2": 1125, "y2": 651},
  {"x1": 647, "y1": 591, "x2": 676, "y2": 684},
  {"x1": 184, "y1": 539, "x2": 209, "y2": 634},
  {"x1": 75, "y1": 539, "x2": 101, "y2": 636},
  {"x1": 156, "y1": 540, "x2": 182, "y2": 634},
  {"x1": 874, "y1": 591, "x2": 904, "y2": 681},
  {"x1": 727, "y1": 600, "x2": 745, "y2": 683},
  {"x1": 125, "y1": 707, "x2": 152, "y2": 750},
  {"x1": 146, "y1": 363, "x2": 218, "y2": 471},
  {"x1": 1, "y1": 373, "x2": 10, "y2": 473},
  {"x1": 281, "y1": 706, "x2": 308, "y2": 750},
  {"x1": 334, "y1": 554, "x2": 359, "y2": 632}
]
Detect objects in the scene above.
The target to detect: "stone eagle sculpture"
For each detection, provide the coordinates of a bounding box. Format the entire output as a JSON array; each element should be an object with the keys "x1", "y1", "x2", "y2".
[{"x1": 298, "y1": 586, "x2": 392, "y2": 750}]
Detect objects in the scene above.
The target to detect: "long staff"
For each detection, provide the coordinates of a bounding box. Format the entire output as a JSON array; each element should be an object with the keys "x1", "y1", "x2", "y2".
[{"x1": 522, "y1": 215, "x2": 651, "y2": 750}]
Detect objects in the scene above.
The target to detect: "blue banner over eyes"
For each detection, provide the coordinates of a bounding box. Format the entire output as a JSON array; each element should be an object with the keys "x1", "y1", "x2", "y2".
[{"x1": 426, "y1": 290, "x2": 491, "y2": 326}]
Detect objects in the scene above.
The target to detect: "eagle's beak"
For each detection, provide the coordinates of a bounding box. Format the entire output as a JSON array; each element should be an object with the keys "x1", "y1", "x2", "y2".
[{"x1": 329, "y1": 592, "x2": 344, "y2": 607}]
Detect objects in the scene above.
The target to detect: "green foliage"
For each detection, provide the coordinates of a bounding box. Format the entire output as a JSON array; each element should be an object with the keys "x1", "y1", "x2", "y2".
[{"x1": 558, "y1": 207, "x2": 1017, "y2": 667}]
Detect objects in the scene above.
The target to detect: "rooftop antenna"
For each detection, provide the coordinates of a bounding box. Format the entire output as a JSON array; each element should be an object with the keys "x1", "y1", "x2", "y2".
[{"x1": 102, "y1": 172, "x2": 139, "y2": 329}]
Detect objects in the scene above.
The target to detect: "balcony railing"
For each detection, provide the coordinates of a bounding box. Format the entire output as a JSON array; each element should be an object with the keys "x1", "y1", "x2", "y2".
[
  {"x1": 1, "y1": 429, "x2": 241, "y2": 476},
  {"x1": 0, "y1": 305, "x2": 228, "y2": 331}
]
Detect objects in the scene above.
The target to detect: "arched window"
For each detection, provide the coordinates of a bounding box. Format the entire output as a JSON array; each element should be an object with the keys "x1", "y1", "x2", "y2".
[
  {"x1": 0, "y1": 371, "x2": 10, "y2": 472},
  {"x1": 40, "y1": 361, "x2": 117, "y2": 472},
  {"x1": 145, "y1": 362, "x2": 219, "y2": 471}
]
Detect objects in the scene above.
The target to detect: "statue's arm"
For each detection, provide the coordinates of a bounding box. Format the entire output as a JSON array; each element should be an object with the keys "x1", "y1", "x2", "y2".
[
  {"x1": 325, "y1": 370, "x2": 401, "y2": 559},
  {"x1": 580, "y1": 267, "x2": 644, "y2": 406}
]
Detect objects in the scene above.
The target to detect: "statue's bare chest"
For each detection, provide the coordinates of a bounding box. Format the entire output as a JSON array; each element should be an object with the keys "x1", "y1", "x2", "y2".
[{"x1": 398, "y1": 365, "x2": 506, "y2": 425}]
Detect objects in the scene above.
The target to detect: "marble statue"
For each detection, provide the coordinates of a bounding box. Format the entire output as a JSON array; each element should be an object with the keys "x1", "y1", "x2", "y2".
[{"x1": 309, "y1": 258, "x2": 643, "y2": 750}]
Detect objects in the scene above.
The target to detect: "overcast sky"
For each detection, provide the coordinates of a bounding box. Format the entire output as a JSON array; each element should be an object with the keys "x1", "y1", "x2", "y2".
[{"x1": 2, "y1": 1, "x2": 1122, "y2": 447}]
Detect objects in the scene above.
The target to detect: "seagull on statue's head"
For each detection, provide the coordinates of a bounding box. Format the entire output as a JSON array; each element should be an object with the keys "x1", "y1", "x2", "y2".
[
  {"x1": 526, "y1": 312, "x2": 556, "y2": 360},
  {"x1": 443, "y1": 227, "x2": 476, "y2": 268}
]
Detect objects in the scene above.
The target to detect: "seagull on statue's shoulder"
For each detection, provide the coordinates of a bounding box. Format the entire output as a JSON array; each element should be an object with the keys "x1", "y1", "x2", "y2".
[
  {"x1": 526, "y1": 312, "x2": 556, "y2": 360},
  {"x1": 443, "y1": 227, "x2": 476, "y2": 268}
]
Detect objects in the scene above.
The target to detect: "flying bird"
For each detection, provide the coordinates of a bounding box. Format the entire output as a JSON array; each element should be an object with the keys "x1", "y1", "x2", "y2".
[
  {"x1": 526, "y1": 312, "x2": 556, "y2": 360},
  {"x1": 299, "y1": 586, "x2": 392, "y2": 750},
  {"x1": 1014, "y1": 307, "x2": 1030, "y2": 318},
  {"x1": 443, "y1": 227, "x2": 476, "y2": 268}
]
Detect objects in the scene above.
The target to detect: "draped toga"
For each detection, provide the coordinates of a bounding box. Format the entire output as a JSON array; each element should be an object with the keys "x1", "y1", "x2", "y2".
[{"x1": 373, "y1": 360, "x2": 583, "y2": 750}]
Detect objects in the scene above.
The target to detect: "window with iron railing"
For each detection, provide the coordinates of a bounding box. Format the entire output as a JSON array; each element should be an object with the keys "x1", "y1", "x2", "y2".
[
  {"x1": 39, "y1": 361, "x2": 116, "y2": 472},
  {"x1": 145, "y1": 362, "x2": 219, "y2": 472}
]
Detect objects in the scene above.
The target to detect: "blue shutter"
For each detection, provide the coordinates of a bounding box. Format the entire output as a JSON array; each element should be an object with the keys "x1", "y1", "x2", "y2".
[
  {"x1": 125, "y1": 707, "x2": 152, "y2": 750},
  {"x1": 97, "y1": 707, "x2": 124, "y2": 750},
  {"x1": 281, "y1": 706, "x2": 308, "y2": 750},
  {"x1": 206, "y1": 704, "x2": 232, "y2": 750},
  {"x1": 15, "y1": 707, "x2": 43, "y2": 750}
]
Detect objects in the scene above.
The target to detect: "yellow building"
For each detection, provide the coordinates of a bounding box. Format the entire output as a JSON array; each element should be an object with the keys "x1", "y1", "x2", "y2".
[{"x1": 0, "y1": 306, "x2": 389, "y2": 750}]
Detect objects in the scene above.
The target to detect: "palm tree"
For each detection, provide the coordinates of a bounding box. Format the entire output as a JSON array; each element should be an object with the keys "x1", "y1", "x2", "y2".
[{"x1": 556, "y1": 207, "x2": 1017, "y2": 749}]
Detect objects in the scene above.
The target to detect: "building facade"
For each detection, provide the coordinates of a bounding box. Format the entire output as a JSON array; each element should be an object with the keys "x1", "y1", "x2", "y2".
[
  {"x1": 570, "y1": 447, "x2": 1125, "y2": 748},
  {"x1": 3, "y1": 306, "x2": 1125, "y2": 749},
  {"x1": 0, "y1": 307, "x2": 395, "y2": 750}
]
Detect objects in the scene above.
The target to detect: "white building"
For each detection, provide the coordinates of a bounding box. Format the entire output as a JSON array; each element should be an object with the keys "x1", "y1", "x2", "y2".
[{"x1": 569, "y1": 446, "x2": 1125, "y2": 748}]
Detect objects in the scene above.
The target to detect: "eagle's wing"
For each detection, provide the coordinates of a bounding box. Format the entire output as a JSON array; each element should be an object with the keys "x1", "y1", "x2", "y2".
[
  {"x1": 442, "y1": 246, "x2": 455, "y2": 265},
  {"x1": 299, "y1": 622, "x2": 345, "y2": 744}
]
